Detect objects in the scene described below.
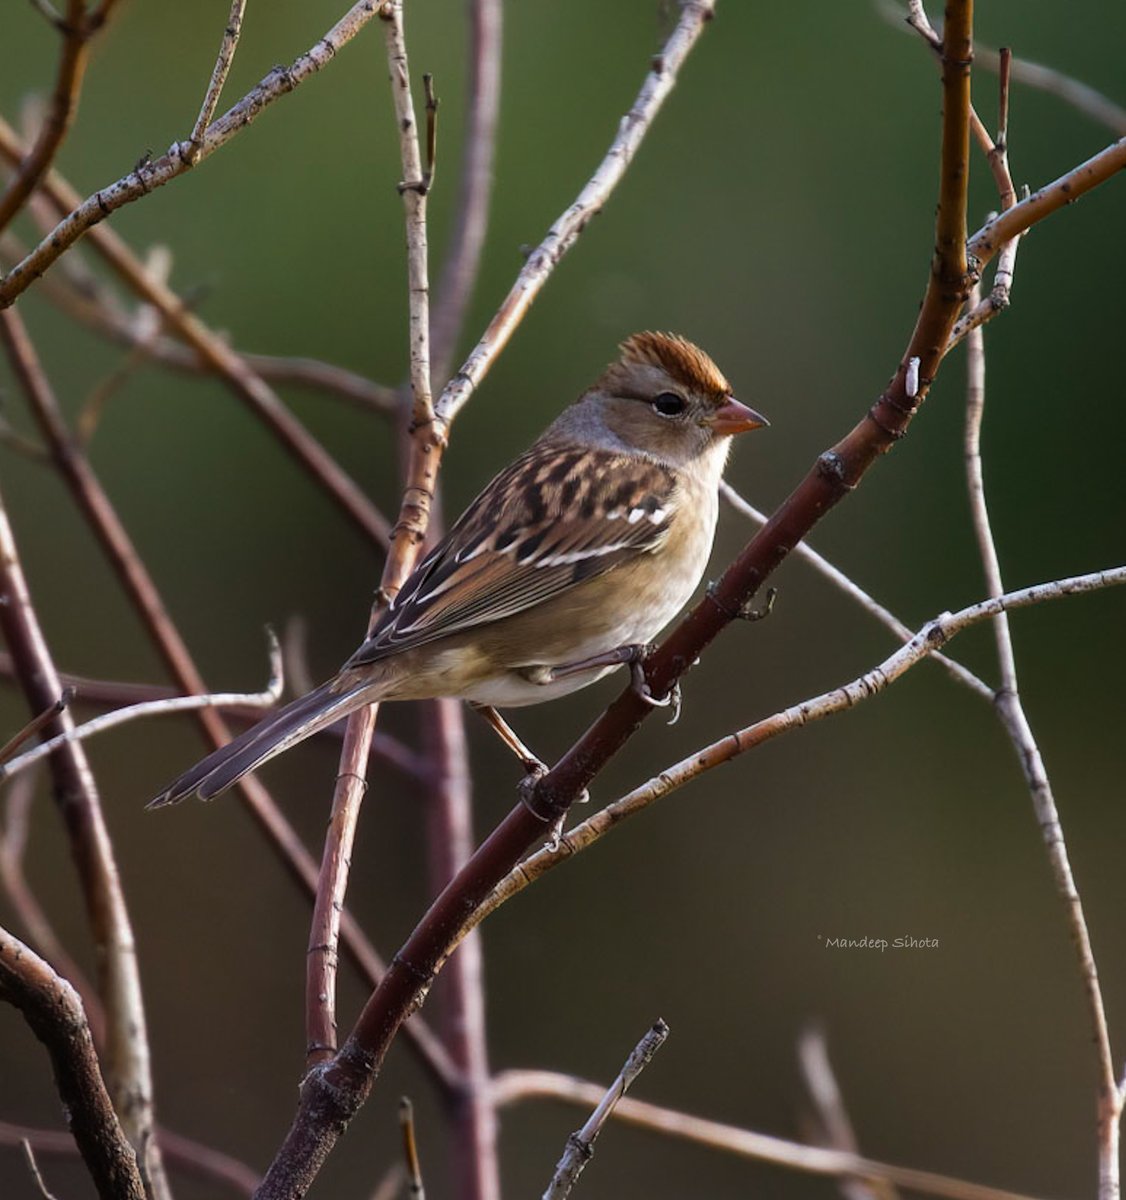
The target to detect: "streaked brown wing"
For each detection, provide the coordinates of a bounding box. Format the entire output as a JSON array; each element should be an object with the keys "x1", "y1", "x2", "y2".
[{"x1": 344, "y1": 444, "x2": 677, "y2": 668}]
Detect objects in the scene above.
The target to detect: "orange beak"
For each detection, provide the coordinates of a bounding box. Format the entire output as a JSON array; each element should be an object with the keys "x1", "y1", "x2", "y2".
[{"x1": 709, "y1": 396, "x2": 769, "y2": 436}]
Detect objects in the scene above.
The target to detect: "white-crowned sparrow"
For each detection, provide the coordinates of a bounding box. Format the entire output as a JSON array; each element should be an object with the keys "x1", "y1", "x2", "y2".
[{"x1": 151, "y1": 331, "x2": 767, "y2": 806}]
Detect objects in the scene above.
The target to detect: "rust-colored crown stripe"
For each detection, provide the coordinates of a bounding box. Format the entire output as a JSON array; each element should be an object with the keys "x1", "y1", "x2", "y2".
[{"x1": 618, "y1": 331, "x2": 732, "y2": 397}]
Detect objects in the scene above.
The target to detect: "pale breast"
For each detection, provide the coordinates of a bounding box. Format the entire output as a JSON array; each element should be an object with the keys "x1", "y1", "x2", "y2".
[{"x1": 458, "y1": 475, "x2": 720, "y2": 707}]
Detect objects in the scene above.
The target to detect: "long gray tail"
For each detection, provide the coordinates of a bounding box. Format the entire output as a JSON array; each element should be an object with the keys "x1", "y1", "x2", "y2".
[{"x1": 149, "y1": 681, "x2": 368, "y2": 807}]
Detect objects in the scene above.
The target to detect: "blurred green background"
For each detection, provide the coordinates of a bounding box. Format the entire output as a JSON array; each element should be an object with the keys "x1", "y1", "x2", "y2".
[{"x1": 1, "y1": 1, "x2": 1125, "y2": 1196}]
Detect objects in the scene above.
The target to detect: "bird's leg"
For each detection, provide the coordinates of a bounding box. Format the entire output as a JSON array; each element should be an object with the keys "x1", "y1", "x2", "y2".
[
  {"x1": 469, "y1": 703, "x2": 546, "y2": 776},
  {"x1": 525, "y1": 643, "x2": 682, "y2": 724},
  {"x1": 469, "y1": 704, "x2": 589, "y2": 838}
]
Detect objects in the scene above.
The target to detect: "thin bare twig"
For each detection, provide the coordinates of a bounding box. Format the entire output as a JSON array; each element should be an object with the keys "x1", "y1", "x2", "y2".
[
  {"x1": 0, "y1": 0, "x2": 118, "y2": 234},
  {"x1": 465, "y1": 567, "x2": 1126, "y2": 937},
  {"x1": 967, "y1": 135, "x2": 1126, "y2": 267},
  {"x1": 797, "y1": 1026, "x2": 898, "y2": 1200},
  {"x1": 384, "y1": 0, "x2": 435, "y2": 429},
  {"x1": 399, "y1": 1097, "x2": 426, "y2": 1199},
  {"x1": 719, "y1": 483, "x2": 991, "y2": 699},
  {"x1": 369, "y1": 1162, "x2": 408, "y2": 1200},
  {"x1": 188, "y1": 0, "x2": 249, "y2": 162},
  {"x1": 0, "y1": 118, "x2": 393, "y2": 546},
  {"x1": 493, "y1": 1070, "x2": 1046, "y2": 1200},
  {"x1": 20, "y1": 1139, "x2": 59, "y2": 1200},
  {"x1": 0, "y1": 232, "x2": 396, "y2": 413},
  {"x1": 0, "y1": 0, "x2": 386, "y2": 304},
  {"x1": 2, "y1": 1114, "x2": 263, "y2": 1196},
  {"x1": 306, "y1": 0, "x2": 439, "y2": 1071},
  {"x1": 947, "y1": 213, "x2": 1022, "y2": 351},
  {"x1": 436, "y1": 0, "x2": 719, "y2": 424},
  {"x1": 543, "y1": 1021, "x2": 670, "y2": 1200},
  {"x1": 0, "y1": 689, "x2": 71, "y2": 766},
  {"x1": 0, "y1": 633, "x2": 282, "y2": 782},
  {"x1": 963, "y1": 304, "x2": 1121, "y2": 1199},
  {"x1": 28, "y1": 0, "x2": 64, "y2": 26},
  {"x1": 421, "y1": 73, "x2": 439, "y2": 193},
  {"x1": 877, "y1": 1, "x2": 1126, "y2": 134}
]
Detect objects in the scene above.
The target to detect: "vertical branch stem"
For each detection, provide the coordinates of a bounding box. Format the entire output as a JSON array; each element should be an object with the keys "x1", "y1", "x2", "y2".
[
  {"x1": 423, "y1": 698, "x2": 498, "y2": 1200},
  {"x1": 305, "y1": 0, "x2": 442, "y2": 1069},
  {"x1": 430, "y1": 0, "x2": 503, "y2": 386},
  {"x1": 384, "y1": 0, "x2": 435, "y2": 430},
  {"x1": 0, "y1": 443, "x2": 168, "y2": 1196},
  {"x1": 188, "y1": 0, "x2": 249, "y2": 162},
  {"x1": 964, "y1": 299, "x2": 1121, "y2": 1199}
]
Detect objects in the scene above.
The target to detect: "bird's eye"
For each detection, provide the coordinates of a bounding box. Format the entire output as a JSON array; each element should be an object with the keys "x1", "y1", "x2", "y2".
[{"x1": 651, "y1": 392, "x2": 686, "y2": 417}]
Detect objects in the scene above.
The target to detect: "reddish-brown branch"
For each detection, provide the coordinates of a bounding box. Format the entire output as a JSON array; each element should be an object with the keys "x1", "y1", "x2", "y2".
[
  {"x1": 430, "y1": 0, "x2": 503, "y2": 386},
  {"x1": 422, "y1": 698, "x2": 498, "y2": 1200},
  {"x1": 0, "y1": 0, "x2": 118, "y2": 234},
  {"x1": 0, "y1": 229, "x2": 397, "y2": 414},
  {"x1": 252, "y1": 8, "x2": 982, "y2": 1194},
  {"x1": 0, "y1": 690, "x2": 70, "y2": 765},
  {"x1": 0, "y1": 1, "x2": 384, "y2": 305},
  {"x1": 0, "y1": 117, "x2": 392, "y2": 547},
  {"x1": 0, "y1": 456, "x2": 165, "y2": 1189},
  {"x1": 0, "y1": 928, "x2": 145, "y2": 1200},
  {"x1": 1, "y1": 305, "x2": 458, "y2": 1095},
  {"x1": 306, "y1": 0, "x2": 448, "y2": 1079}
]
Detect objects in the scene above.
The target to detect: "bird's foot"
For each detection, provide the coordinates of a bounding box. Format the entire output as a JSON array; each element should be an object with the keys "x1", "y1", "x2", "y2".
[
  {"x1": 627, "y1": 646, "x2": 682, "y2": 725},
  {"x1": 707, "y1": 582, "x2": 778, "y2": 623}
]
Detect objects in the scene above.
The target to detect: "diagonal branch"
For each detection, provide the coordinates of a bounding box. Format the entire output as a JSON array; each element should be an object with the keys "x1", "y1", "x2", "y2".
[
  {"x1": 719, "y1": 482, "x2": 991, "y2": 698},
  {"x1": 436, "y1": 0, "x2": 720, "y2": 425},
  {"x1": 0, "y1": 467, "x2": 168, "y2": 1195},
  {"x1": 0, "y1": 117, "x2": 393, "y2": 546},
  {"x1": 460, "y1": 567, "x2": 1126, "y2": 936},
  {"x1": 0, "y1": 926, "x2": 145, "y2": 1200},
  {"x1": 0, "y1": 303, "x2": 458, "y2": 1096},
  {"x1": 0, "y1": 632, "x2": 282, "y2": 783},
  {"x1": 0, "y1": 0, "x2": 384, "y2": 305},
  {"x1": 493, "y1": 1069, "x2": 1047, "y2": 1200},
  {"x1": 543, "y1": 1021, "x2": 669, "y2": 1200}
]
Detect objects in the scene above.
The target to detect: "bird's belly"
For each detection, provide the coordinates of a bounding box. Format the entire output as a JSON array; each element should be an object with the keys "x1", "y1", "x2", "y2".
[{"x1": 461, "y1": 665, "x2": 617, "y2": 708}]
